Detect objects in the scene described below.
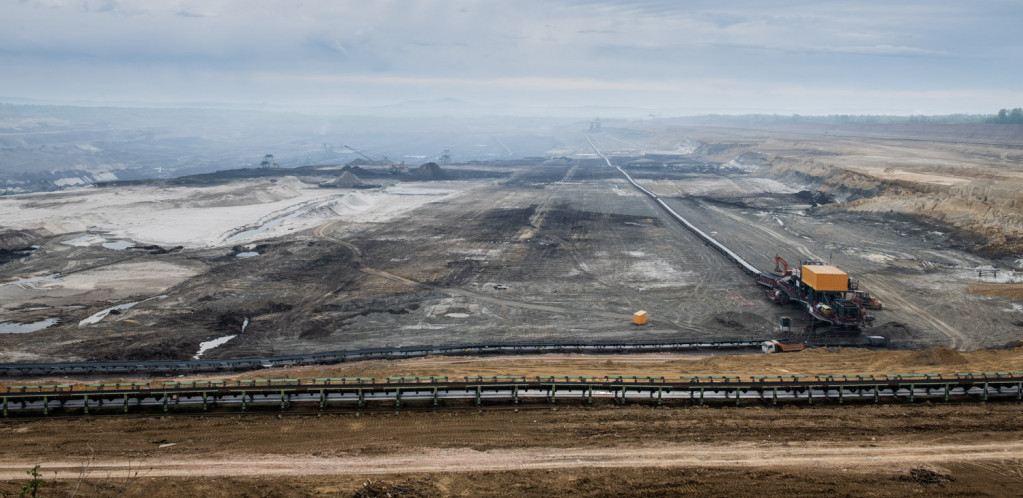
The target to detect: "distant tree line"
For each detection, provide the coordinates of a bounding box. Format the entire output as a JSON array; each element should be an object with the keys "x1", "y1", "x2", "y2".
[
  {"x1": 988, "y1": 108, "x2": 1023, "y2": 124},
  {"x1": 691, "y1": 113, "x2": 989, "y2": 126},
  {"x1": 688, "y1": 110, "x2": 1023, "y2": 126}
]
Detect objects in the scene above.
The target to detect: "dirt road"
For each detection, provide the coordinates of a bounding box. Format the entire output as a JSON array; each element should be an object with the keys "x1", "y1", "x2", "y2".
[
  {"x1": 3, "y1": 348, "x2": 1022, "y2": 496},
  {"x1": 2, "y1": 403, "x2": 1022, "y2": 496},
  {"x1": 3, "y1": 440, "x2": 1021, "y2": 478}
]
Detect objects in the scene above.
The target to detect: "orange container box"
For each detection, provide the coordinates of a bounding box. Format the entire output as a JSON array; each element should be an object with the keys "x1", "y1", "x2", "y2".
[
  {"x1": 801, "y1": 265, "x2": 848, "y2": 291},
  {"x1": 633, "y1": 310, "x2": 648, "y2": 325}
]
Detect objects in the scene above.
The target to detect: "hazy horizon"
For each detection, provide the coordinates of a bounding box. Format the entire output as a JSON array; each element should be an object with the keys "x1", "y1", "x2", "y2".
[
  {"x1": 3, "y1": 1, "x2": 1022, "y2": 116},
  {"x1": 0, "y1": 97, "x2": 1011, "y2": 120}
]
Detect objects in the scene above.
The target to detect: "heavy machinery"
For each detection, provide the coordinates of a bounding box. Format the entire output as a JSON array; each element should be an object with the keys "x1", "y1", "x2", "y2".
[
  {"x1": 259, "y1": 154, "x2": 279, "y2": 169},
  {"x1": 609, "y1": 160, "x2": 882, "y2": 347},
  {"x1": 774, "y1": 254, "x2": 792, "y2": 276},
  {"x1": 343, "y1": 144, "x2": 387, "y2": 165},
  {"x1": 344, "y1": 145, "x2": 408, "y2": 174},
  {"x1": 390, "y1": 161, "x2": 409, "y2": 174},
  {"x1": 761, "y1": 340, "x2": 806, "y2": 353},
  {"x1": 761, "y1": 257, "x2": 874, "y2": 332},
  {"x1": 851, "y1": 291, "x2": 883, "y2": 310}
]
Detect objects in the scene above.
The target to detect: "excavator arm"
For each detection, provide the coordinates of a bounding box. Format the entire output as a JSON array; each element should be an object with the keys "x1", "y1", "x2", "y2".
[{"x1": 774, "y1": 254, "x2": 791, "y2": 276}]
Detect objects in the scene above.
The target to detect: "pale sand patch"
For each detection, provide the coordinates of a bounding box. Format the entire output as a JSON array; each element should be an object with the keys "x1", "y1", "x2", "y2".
[
  {"x1": 0, "y1": 261, "x2": 200, "y2": 310},
  {"x1": 0, "y1": 178, "x2": 489, "y2": 248}
]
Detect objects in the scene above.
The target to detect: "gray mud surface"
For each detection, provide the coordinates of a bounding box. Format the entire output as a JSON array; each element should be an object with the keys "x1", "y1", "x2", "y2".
[{"x1": 2, "y1": 140, "x2": 1021, "y2": 361}]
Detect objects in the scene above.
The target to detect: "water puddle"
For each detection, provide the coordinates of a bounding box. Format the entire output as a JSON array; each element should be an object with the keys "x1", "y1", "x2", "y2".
[
  {"x1": 102, "y1": 240, "x2": 135, "y2": 250},
  {"x1": 193, "y1": 334, "x2": 237, "y2": 359},
  {"x1": 224, "y1": 210, "x2": 304, "y2": 243},
  {"x1": 0, "y1": 318, "x2": 59, "y2": 334},
  {"x1": 78, "y1": 295, "x2": 168, "y2": 327},
  {"x1": 79, "y1": 302, "x2": 139, "y2": 326},
  {"x1": 235, "y1": 251, "x2": 260, "y2": 258}
]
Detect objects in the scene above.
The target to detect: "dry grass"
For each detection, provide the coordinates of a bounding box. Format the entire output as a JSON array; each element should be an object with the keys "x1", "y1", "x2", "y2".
[
  {"x1": 6, "y1": 346, "x2": 1023, "y2": 392},
  {"x1": 968, "y1": 282, "x2": 1023, "y2": 301}
]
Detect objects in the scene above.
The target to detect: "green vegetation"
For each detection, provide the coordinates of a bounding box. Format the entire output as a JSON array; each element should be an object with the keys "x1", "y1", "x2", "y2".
[
  {"x1": 691, "y1": 113, "x2": 990, "y2": 125},
  {"x1": 690, "y1": 109, "x2": 1023, "y2": 126},
  {"x1": 989, "y1": 108, "x2": 1023, "y2": 124},
  {"x1": 19, "y1": 465, "x2": 44, "y2": 498}
]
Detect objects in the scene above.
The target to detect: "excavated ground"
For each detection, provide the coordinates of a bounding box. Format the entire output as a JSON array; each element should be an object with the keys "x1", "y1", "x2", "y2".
[
  {"x1": 1, "y1": 124, "x2": 1022, "y2": 363},
  {"x1": 3, "y1": 124, "x2": 1023, "y2": 496}
]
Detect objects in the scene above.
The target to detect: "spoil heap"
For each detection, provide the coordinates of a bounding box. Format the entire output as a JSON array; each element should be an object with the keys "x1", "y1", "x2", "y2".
[
  {"x1": 414, "y1": 162, "x2": 445, "y2": 180},
  {"x1": 331, "y1": 171, "x2": 365, "y2": 188},
  {"x1": 339, "y1": 164, "x2": 376, "y2": 176}
]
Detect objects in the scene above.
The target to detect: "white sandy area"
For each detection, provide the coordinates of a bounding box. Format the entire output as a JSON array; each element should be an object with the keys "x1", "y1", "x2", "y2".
[
  {"x1": 854, "y1": 165, "x2": 971, "y2": 187},
  {"x1": 194, "y1": 334, "x2": 237, "y2": 359},
  {"x1": 638, "y1": 177, "x2": 799, "y2": 197},
  {"x1": 0, "y1": 261, "x2": 200, "y2": 312},
  {"x1": 626, "y1": 259, "x2": 696, "y2": 289},
  {"x1": 0, "y1": 177, "x2": 487, "y2": 248},
  {"x1": 859, "y1": 252, "x2": 895, "y2": 264}
]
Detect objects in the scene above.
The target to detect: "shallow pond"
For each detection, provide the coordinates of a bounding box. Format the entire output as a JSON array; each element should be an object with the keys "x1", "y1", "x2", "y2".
[{"x1": 0, "y1": 318, "x2": 59, "y2": 334}]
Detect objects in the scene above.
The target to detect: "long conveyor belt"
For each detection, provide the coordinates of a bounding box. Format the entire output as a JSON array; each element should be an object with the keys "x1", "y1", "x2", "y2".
[{"x1": 3, "y1": 372, "x2": 1021, "y2": 416}]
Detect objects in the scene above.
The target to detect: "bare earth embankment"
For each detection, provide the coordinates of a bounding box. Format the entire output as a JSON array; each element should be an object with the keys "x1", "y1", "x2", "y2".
[{"x1": 2, "y1": 348, "x2": 1023, "y2": 496}]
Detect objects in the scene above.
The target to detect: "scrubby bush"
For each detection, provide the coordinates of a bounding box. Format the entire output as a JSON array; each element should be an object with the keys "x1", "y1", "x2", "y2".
[{"x1": 989, "y1": 108, "x2": 1023, "y2": 124}]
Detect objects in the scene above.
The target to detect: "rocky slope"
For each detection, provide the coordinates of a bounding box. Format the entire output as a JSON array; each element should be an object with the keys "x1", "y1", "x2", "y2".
[
  {"x1": 760, "y1": 152, "x2": 1023, "y2": 257},
  {"x1": 634, "y1": 122, "x2": 1023, "y2": 258}
]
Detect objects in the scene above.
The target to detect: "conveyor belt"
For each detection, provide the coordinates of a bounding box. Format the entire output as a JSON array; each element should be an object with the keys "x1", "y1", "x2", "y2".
[
  {"x1": 588, "y1": 138, "x2": 767, "y2": 279},
  {"x1": 0, "y1": 143, "x2": 860, "y2": 380},
  {"x1": 617, "y1": 165, "x2": 766, "y2": 277},
  {"x1": 589, "y1": 139, "x2": 873, "y2": 330},
  {"x1": 3, "y1": 372, "x2": 1021, "y2": 416}
]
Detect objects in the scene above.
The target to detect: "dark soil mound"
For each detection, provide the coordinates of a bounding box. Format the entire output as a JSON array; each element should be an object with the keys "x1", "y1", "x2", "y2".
[
  {"x1": 340, "y1": 165, "x2": 377, "y2": 177},
  {"x1": 414, "y1": 162, "x2": 445, "y2": 180}
]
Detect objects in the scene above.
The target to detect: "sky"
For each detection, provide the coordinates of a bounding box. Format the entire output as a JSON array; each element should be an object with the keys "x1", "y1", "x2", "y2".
[{"x1": 2, "y1": 0, "x2": 1022, "y2": 116}]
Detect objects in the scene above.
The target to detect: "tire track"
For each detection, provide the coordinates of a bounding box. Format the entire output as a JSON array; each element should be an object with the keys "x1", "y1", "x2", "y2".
[
  {"x1": 312, "y1": 194, "x2": 643, "y2": 325},
  {"x1": 860, "y1": 276, "x2": 970, "y2": 350},
  {"x1": 692, "y1": 196, "x2": 971, "y2": 349},
  {"x1": 695, "y1": 201, "x2": 817, "y2": 261},
  {"x1": 4, "y1": 441, "x2": 1021, "y2": 479}
]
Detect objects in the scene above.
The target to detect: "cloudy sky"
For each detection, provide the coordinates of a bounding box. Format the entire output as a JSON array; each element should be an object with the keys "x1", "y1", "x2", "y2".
[{"x1": 2, "y1": 0, "x2": 1021, "y2": 115}]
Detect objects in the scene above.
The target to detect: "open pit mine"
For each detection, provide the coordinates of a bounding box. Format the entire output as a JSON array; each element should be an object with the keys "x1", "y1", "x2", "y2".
[{"x1": 2, "y1": 123, "x2": 1023, "y2": 368}]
